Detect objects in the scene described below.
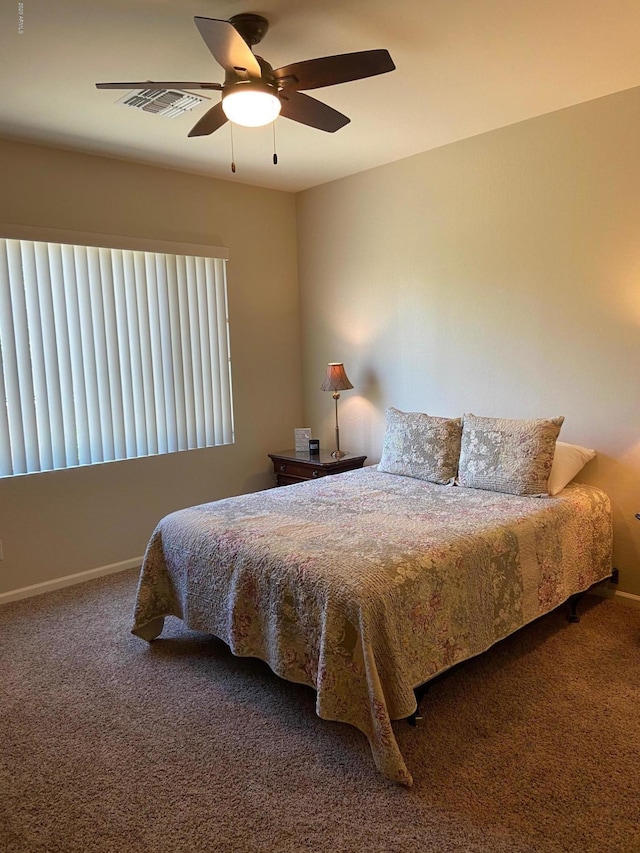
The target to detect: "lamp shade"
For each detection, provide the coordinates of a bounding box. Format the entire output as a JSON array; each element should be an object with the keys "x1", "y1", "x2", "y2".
[{"x1": 321, "y1": 363, "x2": 353, "y2": 392}]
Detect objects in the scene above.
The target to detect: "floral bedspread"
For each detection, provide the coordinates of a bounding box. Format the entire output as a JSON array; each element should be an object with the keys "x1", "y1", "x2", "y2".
[{"x1": 132, "y1": 467, "x2": 612, "y2": 786}]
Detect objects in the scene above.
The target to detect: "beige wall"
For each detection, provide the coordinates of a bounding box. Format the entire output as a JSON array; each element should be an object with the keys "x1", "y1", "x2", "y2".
[
  {"x1": 297, "y1": 85, "x2": 640, "y2": 598},
  {"x1": 4, "y1": 85, "x2": 640, "y2": 601},
  {"x1": 0, "y1": 138, "x2": 301, "y2": 596}
]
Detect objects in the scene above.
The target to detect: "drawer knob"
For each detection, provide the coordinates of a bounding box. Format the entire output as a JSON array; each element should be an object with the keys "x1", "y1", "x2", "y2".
[
  {"x1": 312, "y1": 470, "x2": 319, "y2": 478},
  {"x1": 279, "y1": 464, "x2": 286, "y2": 472}
]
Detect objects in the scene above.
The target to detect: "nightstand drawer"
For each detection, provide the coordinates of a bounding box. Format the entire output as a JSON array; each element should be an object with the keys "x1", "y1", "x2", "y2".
[{"x1": 275, "y1": 460, "x2": 325, "y2": 480}]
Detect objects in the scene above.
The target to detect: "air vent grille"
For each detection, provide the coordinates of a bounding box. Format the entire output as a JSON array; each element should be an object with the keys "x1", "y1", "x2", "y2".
[{"x1": 116, "y1": 89, "x2": 209, "y2": 118}]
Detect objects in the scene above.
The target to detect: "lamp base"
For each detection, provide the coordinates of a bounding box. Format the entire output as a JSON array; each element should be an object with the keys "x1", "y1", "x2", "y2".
[{"x1": 331, "y1": 449, "x2": 347, "y2": 459}]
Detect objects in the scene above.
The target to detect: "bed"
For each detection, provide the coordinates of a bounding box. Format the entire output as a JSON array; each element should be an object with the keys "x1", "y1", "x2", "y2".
[{"x1": 132, "y1": 410, "x2": 612, "y2": 787}]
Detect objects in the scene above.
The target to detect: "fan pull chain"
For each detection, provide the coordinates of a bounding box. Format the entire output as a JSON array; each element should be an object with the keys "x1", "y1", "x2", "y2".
[
  {"x1": 230, "y1": 123, "x2": 236, "y2": 174},
  {"x1": 272, "y1": 121, "x2": 278, "y2": 165}
]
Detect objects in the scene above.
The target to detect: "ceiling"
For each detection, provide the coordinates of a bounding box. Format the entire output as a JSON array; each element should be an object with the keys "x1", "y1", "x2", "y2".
[{"x1": 3, "y1": 0, "x2": 640, "y2": 193}]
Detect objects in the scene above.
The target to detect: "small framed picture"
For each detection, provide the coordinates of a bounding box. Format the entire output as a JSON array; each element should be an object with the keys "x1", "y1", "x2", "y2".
[
  {"x1": 294, "y1": 428, "x2": 311, "y2": 452},
  {"x1": 309, "y1": 439, "x2": 320, "y2": 455}
]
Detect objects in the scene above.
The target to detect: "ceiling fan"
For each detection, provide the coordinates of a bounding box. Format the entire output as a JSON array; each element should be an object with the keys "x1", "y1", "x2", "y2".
[{"x1": 96, "y1": 13, "x2": 395, "y2": 137}]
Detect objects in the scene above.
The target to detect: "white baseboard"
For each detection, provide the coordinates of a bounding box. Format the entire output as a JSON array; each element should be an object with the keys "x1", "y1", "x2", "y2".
[
  {"x1": 0, "y1": 557, "x2": 143, "y2": 605},
  {"x1": 592, "y1": 586, "x2": 640, "y2": 610}
]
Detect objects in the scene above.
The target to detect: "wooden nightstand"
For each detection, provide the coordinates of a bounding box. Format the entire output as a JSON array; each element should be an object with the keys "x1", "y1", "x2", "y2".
[{"x1": 268, "y1": 449, "x2": 367, "y2": 487}]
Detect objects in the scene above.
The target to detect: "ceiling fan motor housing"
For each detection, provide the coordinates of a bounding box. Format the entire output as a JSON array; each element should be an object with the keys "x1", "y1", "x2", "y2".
[
  {"x1": 228, "y1": 13, "x2": 269, "y2": 47},
  {"x1": 223, "y1": 57, "x2": 277, "y2": 86}
]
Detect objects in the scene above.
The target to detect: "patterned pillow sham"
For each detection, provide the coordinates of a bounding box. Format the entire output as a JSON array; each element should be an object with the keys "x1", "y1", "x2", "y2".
[
  {"x1": 378, "y1": 407, "x2": 462, "y2": 484},
  {"x1": 458, "y1": 414, "x2": 564, "y2": 496}
]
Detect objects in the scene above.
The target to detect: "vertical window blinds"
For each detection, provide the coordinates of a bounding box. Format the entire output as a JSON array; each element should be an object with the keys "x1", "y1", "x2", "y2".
[{"x1": 0, "y1": 238, "x2": 234, "y2": 477}]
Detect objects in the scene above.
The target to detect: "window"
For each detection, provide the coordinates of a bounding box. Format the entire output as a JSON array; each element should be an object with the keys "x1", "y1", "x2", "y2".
[{"x1": 0, "y1": 235, "x2": 234, "y2": 477}]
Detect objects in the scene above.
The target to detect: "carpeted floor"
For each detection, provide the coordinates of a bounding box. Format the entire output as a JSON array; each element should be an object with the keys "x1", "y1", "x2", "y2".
[{"x1": 1, "y1": 569, "x2": 639, "y2": 853}]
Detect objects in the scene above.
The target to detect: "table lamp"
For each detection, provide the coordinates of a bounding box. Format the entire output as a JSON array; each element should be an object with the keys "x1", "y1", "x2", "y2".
[{"x1": 321, "y1": 362, "x2": 353, "y2": 459}]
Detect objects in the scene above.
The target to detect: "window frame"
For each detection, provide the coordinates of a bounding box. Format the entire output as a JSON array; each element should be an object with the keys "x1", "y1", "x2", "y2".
[{"x1": 0, "y1": 223, "x2": 233, "y2": 478}]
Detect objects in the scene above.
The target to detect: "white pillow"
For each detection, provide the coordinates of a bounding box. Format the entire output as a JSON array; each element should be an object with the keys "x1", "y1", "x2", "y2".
[{"x1": 547, "y1": 441, "x2": 596, "y2": 495}]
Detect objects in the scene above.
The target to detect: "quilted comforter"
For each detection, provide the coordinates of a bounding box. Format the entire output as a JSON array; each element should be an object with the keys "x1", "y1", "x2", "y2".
[{"x1": 132, "y1": 466, "x2": 612, "y2": 786}]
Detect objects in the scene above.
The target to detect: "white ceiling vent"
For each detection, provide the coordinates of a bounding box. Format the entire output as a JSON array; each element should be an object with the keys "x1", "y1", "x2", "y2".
[{"x1": 116, "y1": 89, "x2": 209, "y2": 118}]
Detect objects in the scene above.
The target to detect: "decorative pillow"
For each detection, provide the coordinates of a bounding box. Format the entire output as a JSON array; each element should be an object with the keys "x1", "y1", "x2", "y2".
[
  {"x1": 458, "y1": 414, "x2": 564, "y2": 496},
  {"x1": 547, "y1": 441, "x2": 596, "y2": 495},
  {"x1": 378, "y1": 407, "x2": 462, "y2": 484}
]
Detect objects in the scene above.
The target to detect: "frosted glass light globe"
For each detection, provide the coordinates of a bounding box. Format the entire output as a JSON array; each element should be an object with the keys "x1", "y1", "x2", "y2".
[{"x1": 222, "y1": 89, "x2": 281, "y2": 127}]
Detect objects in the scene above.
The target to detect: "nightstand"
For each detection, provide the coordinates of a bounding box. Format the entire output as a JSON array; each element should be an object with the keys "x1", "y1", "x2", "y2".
[{"x1": 268, "y1": 449, "x2": 367, "y2": 487}]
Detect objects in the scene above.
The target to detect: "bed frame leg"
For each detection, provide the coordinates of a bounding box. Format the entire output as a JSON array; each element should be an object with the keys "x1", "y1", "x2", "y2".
[
  {"x1": 568, "y1": 568, "x2": 618, "y2": 624},
  {"x1": 567, "y1": 593, "x2": 583, "y2": 623},
  {"x1": 407, "y1": 682, "x2": 430, "y2": 727}
]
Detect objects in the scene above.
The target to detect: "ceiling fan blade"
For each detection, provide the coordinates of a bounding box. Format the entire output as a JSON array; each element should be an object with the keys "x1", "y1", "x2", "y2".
[
  {"x1": 188, "y1": 102, "x2": 228, "y2": 137},
  {"x1": 194, "y1": 17, "x2": 261, "y2": 77},
  {"x1": 273, "y1": 49, "x2": 395, "y2": 91},
  {"x1": 278, "y1": 90, "x2": 349, "y2": 133},
  {"x1": 96, "y1": 82, "x2": 222, "y2": 91}
]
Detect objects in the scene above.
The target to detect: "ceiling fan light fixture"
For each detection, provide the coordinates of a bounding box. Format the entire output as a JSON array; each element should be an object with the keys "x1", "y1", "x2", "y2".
[
  {"x1": 96, "y1": 15, "x2": 396, "y2": 139},
  {"x1": 222, "y1": 80, "x2": 281, "y2": 127}
]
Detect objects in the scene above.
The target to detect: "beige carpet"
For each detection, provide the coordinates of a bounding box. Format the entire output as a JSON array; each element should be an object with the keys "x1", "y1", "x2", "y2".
[{"x1": 1, "y1": 569, "x2": 639, "y2": 853}]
